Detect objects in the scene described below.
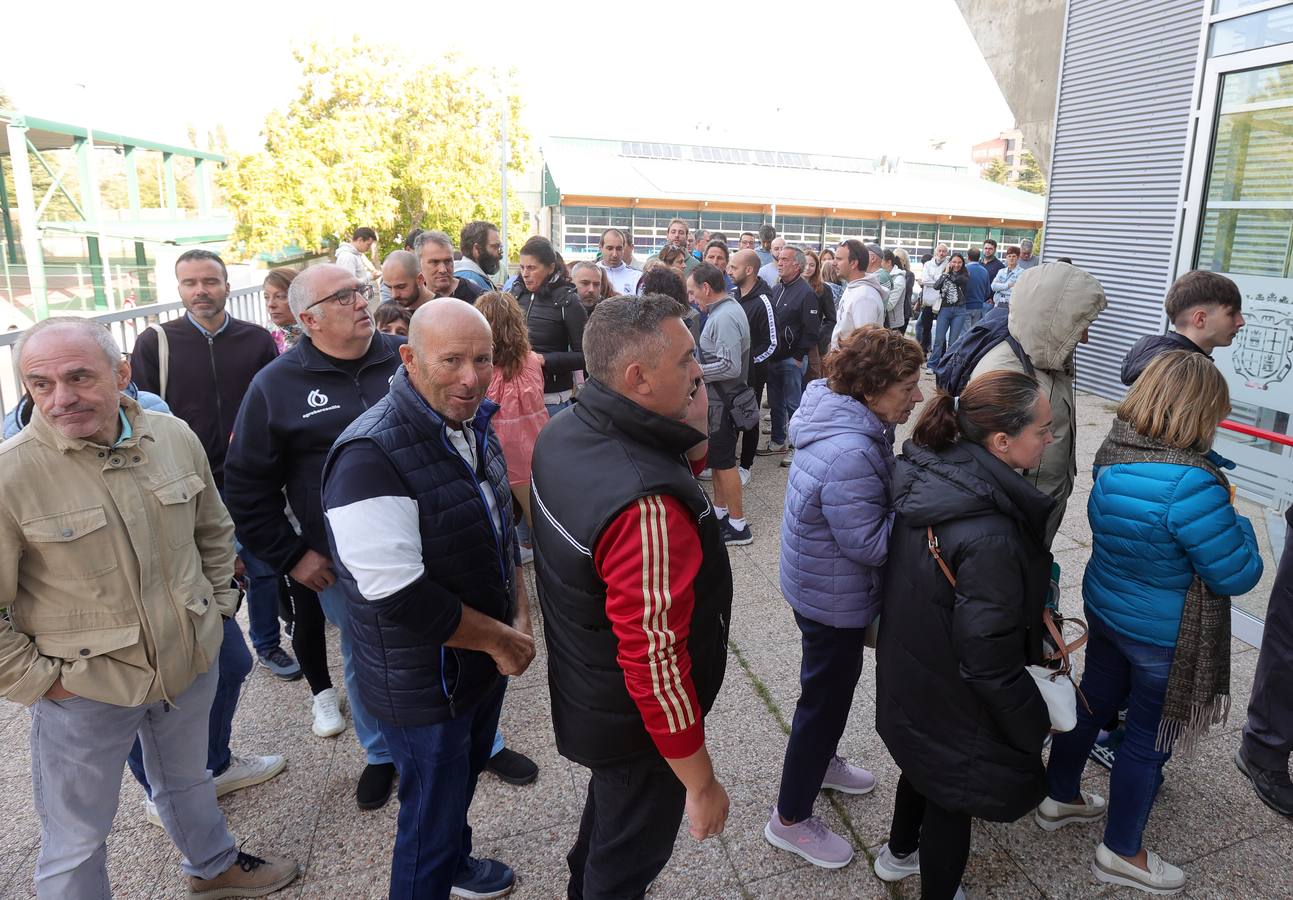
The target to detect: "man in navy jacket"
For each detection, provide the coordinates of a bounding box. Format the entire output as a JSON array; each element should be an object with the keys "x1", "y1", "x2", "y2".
[{"x1": 322, "y1": 299, "x2": 535, "y2": 899}]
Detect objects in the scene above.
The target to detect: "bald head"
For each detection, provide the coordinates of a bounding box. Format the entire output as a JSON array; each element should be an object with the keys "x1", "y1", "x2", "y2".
[
  {"x1": 382, "y1": 250, "x2": 428, "y2": 308},
  {"x1": 400, "y1": 298, "x2": 494, "y2": 426},
  {"x1": 729, "y1": 249, "x2": 761, "y2": 293},
  {"x1": 383, "y1": 250, "x2": 419, "y2": 281}
]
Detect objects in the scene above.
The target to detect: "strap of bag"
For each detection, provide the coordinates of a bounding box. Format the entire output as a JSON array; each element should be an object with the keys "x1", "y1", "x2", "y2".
[
  {"x1": 928, "y1": 526, "x2": 1091, "y2": 710},
  {"x1": 149, "y1": 323, "x2": 169, "y2": 401}
]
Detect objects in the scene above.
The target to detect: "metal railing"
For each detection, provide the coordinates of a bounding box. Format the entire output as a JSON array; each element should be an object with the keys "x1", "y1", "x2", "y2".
[{"x1": 0, "y1": 285, "x2": 270, "y2": 421}]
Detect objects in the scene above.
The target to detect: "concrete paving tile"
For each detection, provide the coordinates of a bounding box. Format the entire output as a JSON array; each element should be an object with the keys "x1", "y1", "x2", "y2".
[
  {"x1": 305, "y1": 767, "x2": 401, "y2": 879},
  {"x1": 281, "y1": 865, "x2": 388, "y2": 899},
  {"x1": 0, "y1": 846, "x2": 37, "y2": 900},
  {"x1": 650, "y1": 824, "x2": 744, "y2": 899},
  {"x1": 1053, "y1": 547, "x2": 1093, "y2": 591},
  {"x1": 0, "y1": 775, "x2": 41, "y2": 856},
  {"x1": 473, "y1": 823, "x2": 574, "y2": 899},
  {"x1": 743, "y1": 857, "x2": 891, "y2": 899},
  {"x1": 1180, "y1": 834, "x2": 1293, "y2": 899},
  {"x1": 106, "y1": 824, "x2": 171, "y2": 898},
  {"x1": 471, "y1": 745, "x2": 583, "y2": 842},
  {"x1": 0, "y1": 715, "x2": 32, "y2": 782}
]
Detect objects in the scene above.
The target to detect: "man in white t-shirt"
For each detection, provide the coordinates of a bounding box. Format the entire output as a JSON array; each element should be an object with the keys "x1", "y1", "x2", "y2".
[
  {"x1": 597, "y1": 228, "x2": 641, "y2": 295},
  {"x1": 830, "y1": 240, "x2": 886, "y2": 349}
]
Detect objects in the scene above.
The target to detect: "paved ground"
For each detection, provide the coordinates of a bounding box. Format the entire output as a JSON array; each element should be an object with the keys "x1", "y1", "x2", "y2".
[{"x1": 1, "y1": 383, "x2": 1290, "y2": 899}]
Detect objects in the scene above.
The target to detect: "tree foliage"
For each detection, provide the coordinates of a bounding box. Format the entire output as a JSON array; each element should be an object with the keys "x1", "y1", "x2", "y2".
[
  {"x1": 981, "y1": 158, "x2": 1009, "y2": 185},
  {"x1": 220, "y1": 40, "x2": 530, "y2": 261},
  {"x1": 1016, "y1": 151, "x2": 1047, "y2": 196}
]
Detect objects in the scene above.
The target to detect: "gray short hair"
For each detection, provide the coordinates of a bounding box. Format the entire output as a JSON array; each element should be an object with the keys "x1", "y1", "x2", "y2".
[
  {"x1": 583, "y1": 294, "x2": 685, "y2": 384},
  {"x1": 287, "y1": 274, "x2": 318, "y2": 330},
  {"x1": 16, "y1": 316, "x2": 122, "y2": 369},
  {"x1": 789, "y1": 247, "x2": 806, "y2": 269},
  {"x1": 570, "y1": 260, "x2": 600, "y2": 277},
  {"x1": 413, "y1": 230, "x2": 454, "y2": 256}
]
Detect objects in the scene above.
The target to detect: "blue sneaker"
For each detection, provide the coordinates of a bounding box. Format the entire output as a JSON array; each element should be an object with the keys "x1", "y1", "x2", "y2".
[{"x1": 451, "y1": 857, "x2": 515, "y2": 899}]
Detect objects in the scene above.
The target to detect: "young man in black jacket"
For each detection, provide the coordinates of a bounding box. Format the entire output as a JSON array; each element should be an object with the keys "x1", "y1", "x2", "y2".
[{"x1": 758, "y1": 246, "x2": 820, "y2": 462}]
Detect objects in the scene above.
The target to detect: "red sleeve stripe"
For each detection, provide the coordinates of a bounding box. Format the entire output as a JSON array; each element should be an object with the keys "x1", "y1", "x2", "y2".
[{"x1": 637, "y1": 496, "x2": 697, "y2": 732}]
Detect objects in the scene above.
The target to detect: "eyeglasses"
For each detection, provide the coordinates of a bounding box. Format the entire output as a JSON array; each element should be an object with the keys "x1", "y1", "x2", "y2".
[{"x1": 305, "y1": 283, "x2": 374, "y2": 312}]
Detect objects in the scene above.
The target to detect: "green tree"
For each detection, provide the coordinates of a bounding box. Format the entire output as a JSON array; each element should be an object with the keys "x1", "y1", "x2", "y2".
[
  {"x1": 981, "y1": 158, "x2": 1009, "y2": 185},
  {"x1": 1016, "y1": 151, "x2": 1047, "y2": 195},
  {"x1": 220, "y1": 39, "x2": 530, "y2": 261}
]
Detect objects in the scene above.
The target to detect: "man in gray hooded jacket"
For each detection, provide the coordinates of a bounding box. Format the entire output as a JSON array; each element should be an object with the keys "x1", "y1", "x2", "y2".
[{"x1": 969, "y1": 263, "x2": 1108, "y2": 544}]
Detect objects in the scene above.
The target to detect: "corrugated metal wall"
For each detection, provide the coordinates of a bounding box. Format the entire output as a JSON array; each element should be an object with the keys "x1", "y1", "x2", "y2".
[{"x1": 1045, "y1": 0, "x2": 1205, "y2": 399}]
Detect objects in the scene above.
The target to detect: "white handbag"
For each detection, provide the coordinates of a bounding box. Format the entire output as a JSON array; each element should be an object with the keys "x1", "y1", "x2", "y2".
[{"x1": 926, "y1": 528, "x2": 1090, "y2": 732}]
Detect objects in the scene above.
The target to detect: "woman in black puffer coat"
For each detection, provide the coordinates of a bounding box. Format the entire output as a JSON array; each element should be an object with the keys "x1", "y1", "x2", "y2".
[
  {"x1": 873, "y1": 370, "x2": 1056, "y2": 899},
  {"x1": 514, "y1": 236, "x2": 587, "y2": 414}
]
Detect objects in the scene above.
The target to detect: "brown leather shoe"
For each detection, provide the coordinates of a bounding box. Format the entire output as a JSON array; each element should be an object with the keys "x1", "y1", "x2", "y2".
[{"x1": 188, "y1": 850, "x2": 299, "y2": 898}]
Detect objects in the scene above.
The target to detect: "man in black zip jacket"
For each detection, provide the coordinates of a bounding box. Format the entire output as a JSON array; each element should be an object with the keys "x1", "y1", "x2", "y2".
[
  {"x1": 730, "y1": 249, "x2": 777, "y2": 479},
  {"x1": 759, "y1": 246, "x2": 820, "y2": 460},
  {"x1": 224, "y1": 263, "x2": 406, "y2": 812}
]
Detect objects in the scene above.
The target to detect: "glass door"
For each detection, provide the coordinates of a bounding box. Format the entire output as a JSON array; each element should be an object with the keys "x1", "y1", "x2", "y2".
[{"x1": 1179, "y1": 41, "x2": 1293, "y2": 641}]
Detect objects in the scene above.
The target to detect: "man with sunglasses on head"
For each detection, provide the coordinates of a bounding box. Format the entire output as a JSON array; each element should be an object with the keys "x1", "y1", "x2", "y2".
[{"x1": 225, "y1": 264, "x2": 407, "y2": 813}]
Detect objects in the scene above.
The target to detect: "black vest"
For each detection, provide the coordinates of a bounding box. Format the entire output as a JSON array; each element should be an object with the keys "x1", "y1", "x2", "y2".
[
  {"x1": 531, "y1": 379, "x2": 733, "y2": 767},
  {"x1": 323, "y1": 367, "x2": 516, "y2": 727}
]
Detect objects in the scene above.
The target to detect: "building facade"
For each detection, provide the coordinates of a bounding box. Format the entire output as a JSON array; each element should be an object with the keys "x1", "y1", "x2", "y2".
[
  {"x1": 539, "y1": 137, "x2": 1043, "y2": 262},
  {"x1": 972, "y1": 129, "x2": 1026, "y2": 181}
]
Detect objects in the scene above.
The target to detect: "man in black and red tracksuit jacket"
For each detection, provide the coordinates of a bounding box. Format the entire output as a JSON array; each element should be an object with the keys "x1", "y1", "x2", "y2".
[{"x1": 531, "y1": 294, "x2": 734, "y2": 900}]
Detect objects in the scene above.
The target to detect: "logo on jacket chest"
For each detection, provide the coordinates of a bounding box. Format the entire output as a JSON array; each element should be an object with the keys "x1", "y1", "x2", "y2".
[{"x1": 303, "y1": 388, "x2": 341, "y2": 419}]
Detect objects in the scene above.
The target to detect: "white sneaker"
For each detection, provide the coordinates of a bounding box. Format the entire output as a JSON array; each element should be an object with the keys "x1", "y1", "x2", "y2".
[
  {"x1": 1035, "y1": 790, "x2": 1107, "y2": 831},
  {"x1": 739, "y1": 466, "x2": 751, "y2": 486},
  {"x1": 1092, "y1": 843, "x2": 1185, "y2": 894},
  {"x1": 698, "y1": 468, "x2": 713, "y2": 481},
  {"x1": 311, "y1": 688, "x2": 347, "y2": 738},
  {"x1": 519, "y1": 544, "x2": 534, "y2": 565},
  {"x1": 872, "y1": 843, "x2": 919, "y2": 881},
  {"x1": 213, "y1": 753, "x2": 286, "y2": 797},
  {"x1": 143, "y1": 797, "x2": 161, "y2": 828}
]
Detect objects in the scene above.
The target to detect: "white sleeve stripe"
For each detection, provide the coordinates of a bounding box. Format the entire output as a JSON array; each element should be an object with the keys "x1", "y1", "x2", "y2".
[{"x1": 325, "y1": 496, "x2": 424, "y2": 600}]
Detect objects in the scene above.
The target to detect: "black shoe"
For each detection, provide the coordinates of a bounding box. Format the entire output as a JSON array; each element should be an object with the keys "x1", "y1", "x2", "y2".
[
  {"x1": 720, "y1": 519, "x2": 753, "y2": 546},
  {"x1": 256, "y1": 646, "x2": 302, "y2": 681},
  {"x1": 1235, "y1": 746, "x2": 1293, "y2": 817},
  {"x1": 486, "y1": 747, "x2": 538, "y2": 786},
  {"x1": 356, "y1": 762, "x2": 397, "y2": 810}
]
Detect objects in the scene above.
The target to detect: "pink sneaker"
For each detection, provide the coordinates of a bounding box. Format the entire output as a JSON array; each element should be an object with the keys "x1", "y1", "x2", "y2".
[
  {"x1": 763, "y1": 808, "x2": 854, "y2": 868},
  {"x1": 821, "y1": 755, "x2": 876, "y2": 795}
]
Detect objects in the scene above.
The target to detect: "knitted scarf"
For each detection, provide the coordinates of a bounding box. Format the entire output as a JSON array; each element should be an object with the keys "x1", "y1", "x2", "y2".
[{"x1": 1093, "y1": 418, "x2": 1231, "y2": 758}]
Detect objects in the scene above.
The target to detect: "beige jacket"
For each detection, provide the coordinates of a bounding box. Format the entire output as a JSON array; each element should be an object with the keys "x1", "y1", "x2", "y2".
[
  {"x1": 969, "y1": 263, "x2": 1108, "y2": 544},
  {"x1": 0, "y1": 397, "x2": 236, "y2": 707}
]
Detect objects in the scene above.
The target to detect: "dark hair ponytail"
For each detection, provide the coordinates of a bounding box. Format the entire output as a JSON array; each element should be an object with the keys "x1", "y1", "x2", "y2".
[{"x1": 911, "y1": 371, "x2": 1043, "y2": 451}]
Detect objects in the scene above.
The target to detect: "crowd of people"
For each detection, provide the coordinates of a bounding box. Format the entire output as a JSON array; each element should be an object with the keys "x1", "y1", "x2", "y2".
[{"x1": 0, "y1": 209, "x2": 1288, "y2": 900}]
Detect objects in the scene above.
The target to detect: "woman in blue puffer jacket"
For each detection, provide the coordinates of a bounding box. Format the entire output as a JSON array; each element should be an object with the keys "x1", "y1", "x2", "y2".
[
  {"x1": 764, "y1": 325, "x2": 925, "y2": 869},
  {"x1": 1040, "y1": 351, "x2": 1263, "y2": 896}
]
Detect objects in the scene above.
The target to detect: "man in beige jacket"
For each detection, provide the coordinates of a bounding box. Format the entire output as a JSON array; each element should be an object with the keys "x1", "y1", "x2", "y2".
[
  {"x1": 969, "y1": 262, "x2": 1108, "y2": 544},
  {"x1": 0, "y1": 318, "x2": 297, "y2": 899}
]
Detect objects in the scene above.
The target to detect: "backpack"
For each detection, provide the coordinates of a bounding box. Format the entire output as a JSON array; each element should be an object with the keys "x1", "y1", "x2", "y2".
[{"x1": 930, "y1": 306, "x2": 1034, "y2": 396}]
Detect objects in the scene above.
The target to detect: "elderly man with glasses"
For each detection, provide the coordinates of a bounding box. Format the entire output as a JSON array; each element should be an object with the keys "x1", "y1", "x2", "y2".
[{"x1": 225, "y1": 263, "x2": 408, "y2": 812}]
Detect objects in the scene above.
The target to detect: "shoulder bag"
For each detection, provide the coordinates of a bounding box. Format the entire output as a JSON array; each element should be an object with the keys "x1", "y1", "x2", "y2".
[{"x1": 927, "y1": 526, "x2": 1090, "y2": 732}]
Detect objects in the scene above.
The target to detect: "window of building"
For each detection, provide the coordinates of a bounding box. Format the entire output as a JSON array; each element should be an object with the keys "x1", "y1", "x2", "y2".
[
  {"x1": 558, "y1": 206, "x2": 634, "y2": 257},
  {"x1": 1209, "y1": 3, "x2": 1293, "y2": 55},
  {"x1": 824, "y1": 217, "x2": 881, "y2": 246},
  {"x1": 881, "y1": 221, "x2": 937, "y2": 256}
]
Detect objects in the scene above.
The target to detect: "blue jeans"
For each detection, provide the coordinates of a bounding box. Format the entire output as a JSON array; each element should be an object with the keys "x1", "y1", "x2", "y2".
[
  {"x1": 966, "y1": 307, "x2": 985, "y2": 329},
  {"x1": 1045, "y1": 614, "x2": 1175, "y2": 857},
  {"x1": 929, "y1": 306, "x2": 968, "y2": 366},
  {"x1": 766, "y1": 357, "x2": 806, "y2": 446},
  {"x1": 128, "y1": 615, "x2": 252, "y2": 792},
  {"x1": 237, "y1": 544, "x2": 283, "y2": 657},
  {"x1": 318, "y1": 583, "x2": 392, "y2": 765},
  {"x1": 380, "y1": 678, "x2": 507, "y2": 898},
  {"x1": 545, "y1": 400, "x2": 571, "y2": 418}
]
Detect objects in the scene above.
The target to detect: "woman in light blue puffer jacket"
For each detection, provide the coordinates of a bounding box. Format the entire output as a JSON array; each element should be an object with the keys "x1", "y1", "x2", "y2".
[
  {"x1": 1041, "y1": 351, "x2": 1263, "y2": 895},
  {"x1": 764, "y1": 325, "x2": 926, "y2": 868}
]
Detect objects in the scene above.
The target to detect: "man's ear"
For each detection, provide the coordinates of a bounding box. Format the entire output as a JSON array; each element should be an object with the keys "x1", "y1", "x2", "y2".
[{"x1": 622, "y1": 360, "x2": 649, "y2": 397}]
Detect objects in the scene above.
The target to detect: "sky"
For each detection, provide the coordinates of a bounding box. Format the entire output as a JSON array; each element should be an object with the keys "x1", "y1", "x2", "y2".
[{"x1": 1, "y1": 0, "x2": 1014, "y2": 166}]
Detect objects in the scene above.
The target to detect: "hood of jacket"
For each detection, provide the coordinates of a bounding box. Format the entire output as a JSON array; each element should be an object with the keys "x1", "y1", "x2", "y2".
[
  {"x1": 893, "y1": 439, "x2": 1053, "y2": 537},
  {"x1": 335, "y1": 242, "x2": 363, "y2": 260},
  {"x1": 790, "y1": 379, "x2": 892, "y2": 453},
  {"x1": 1120, "y1": 332, "x2": 1207, "y2": 385},
  {"x1": 1007, "y1": 263, "x2": 1108, "y2": 370}
]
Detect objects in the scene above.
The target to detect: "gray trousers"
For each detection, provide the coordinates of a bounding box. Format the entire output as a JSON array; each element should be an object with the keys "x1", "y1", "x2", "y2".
[
  {"x1": 29, "y1": 662, "x2": 237, "y2": 898},
  {"x1": 1243, "y1": 509, "x2": 1293, "y2": 772}
]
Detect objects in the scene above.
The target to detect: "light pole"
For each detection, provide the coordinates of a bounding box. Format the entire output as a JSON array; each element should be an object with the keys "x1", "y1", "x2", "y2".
[{"x1": 499, "y1": 92, "x2": 510, "y2": 277}]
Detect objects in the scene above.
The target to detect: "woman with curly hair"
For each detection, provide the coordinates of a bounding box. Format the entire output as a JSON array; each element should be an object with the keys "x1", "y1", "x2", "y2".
[
  {"x1": 476, "y1": 291, "x2": 549, "y2": 530},
  {"x1": 765, "y1": 325, "x2": 925, "y2": 869}
]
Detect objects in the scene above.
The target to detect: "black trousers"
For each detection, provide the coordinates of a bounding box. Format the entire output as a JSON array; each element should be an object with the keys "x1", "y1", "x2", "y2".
[
  {"x1": 776, "y1": 611, "x2": 867, "y2": 822},
  {"x1": 284, "y1": 577, "x2": 332, "y2": 695},
  {"x1": 739, "y1": 363, "x2": 768, "y2": 471},
  {"x1": 1243, "y1": 508, "x2": 1293, "y2": 771},
  {"x1": 567, "y1": 754, "x2": 686, "y2": 900},
  {"x1": 888, "y1": 774, "x2": 972, "y2": 900},
  {"x1": 915, "y1": 307, "x2": 936, "y2": 354}
]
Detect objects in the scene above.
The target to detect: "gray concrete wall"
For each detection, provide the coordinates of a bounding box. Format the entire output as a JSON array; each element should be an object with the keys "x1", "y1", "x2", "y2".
[{"x1": 955, "y1": 0, "x2": 1066, "y2": 177}]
